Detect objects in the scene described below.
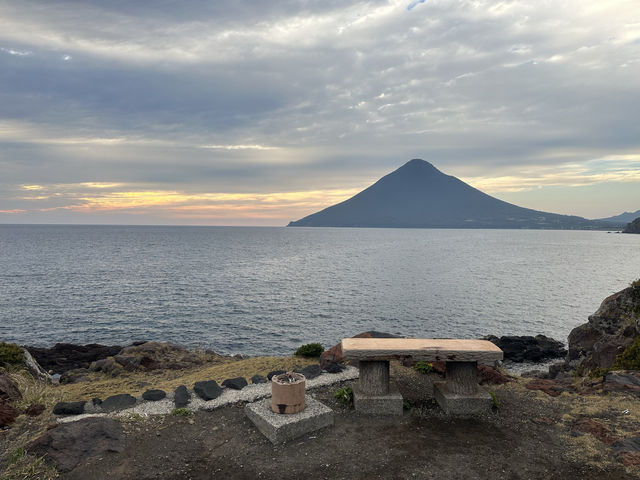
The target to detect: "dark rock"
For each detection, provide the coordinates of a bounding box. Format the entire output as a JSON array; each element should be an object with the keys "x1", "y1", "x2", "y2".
[
  {"x1": 25, "y1": 403, "x2": 46, "y2": 417},
  {"x1": 221, "y1": 377, "x2": 247, "y2": 390},
  {"x1": 267, "y1": 370, "x2": 286, "y2": 380},
  {"x1": 604, "y1": 371, "x2": 640, "y2": 394},
  {"x1": 251, "y1": 375, "x2": 267, "y2": 384},
  {"x1": 572, "y1": 417, "x2": 619, "y2": 445},
  {"x1": 567, "y1": 283, "x2": 640, "y2": 374},
  {"x1": 483, "y1": 335, "x2": 567, "y2": 363},
  {"x1": 142, "y1": 389, "x2": 166, "y2": 401},
  {"x1": 623, "y1": 217, "x2": 640, "y2": 234},
  {"x1": 174, "y1": 385, "x2": 190, "y2": 407},
  {"x1": 100, "y1": 394, "x2": 136, "y2": 412},
  {"x1": 323, "y1": 362, "x2": 345, "y2": 374},
  {"x1": 299, "y1": 364, "x2": 322, "y2": 379},
  {"x1": 477, "y1": 365, "x2": 511, "y2": 385},
  {"x1": 193, "y1": 380, "x2": 223, "y2": 401},
  {"x1": 0, "y1": 371, "x2": 22, "y2": 402},
  {"x1": 27, "y1": 417, "x2": 125, "y2": 472},
  {"x1": 53, "y1": 401, "x2": 86, "y2": 415},
  {"x1": 0, "y1": 401, "x2": 20, "y2": 427},
  {"x1": 114, "y1": 355, "x2": 141, "y2": 371},
  {"x1": 26, "y1": 343, "x2": 122, "y2": 374},
  {"x1": 92, "y1": 398, "x2": 102, "y2": 405}
]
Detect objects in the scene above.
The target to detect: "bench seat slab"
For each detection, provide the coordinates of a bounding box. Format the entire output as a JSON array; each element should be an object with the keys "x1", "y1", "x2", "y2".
[{"x1": 342, "y1": 338, "x2": 503, "y2": 364}]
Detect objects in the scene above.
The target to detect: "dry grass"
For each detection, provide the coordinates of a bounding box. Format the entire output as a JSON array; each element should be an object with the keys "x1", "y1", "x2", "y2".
[
  {"x1": 0, "y1": 449, "x2": 59, "y2": 480},
  {"x1": 55, "y1": 355, "x2": 318, "y2": 401}
]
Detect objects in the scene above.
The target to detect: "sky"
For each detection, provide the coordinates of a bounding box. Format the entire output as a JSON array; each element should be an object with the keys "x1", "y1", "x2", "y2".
[{"x1": 1, "y1": 0, "x2": 639, "y2": 226}]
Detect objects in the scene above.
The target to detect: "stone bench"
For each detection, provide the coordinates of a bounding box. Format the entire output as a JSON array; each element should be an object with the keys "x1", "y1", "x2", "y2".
[{"x1": 341, "y1": 338, "x2": 503, "y2": 415}]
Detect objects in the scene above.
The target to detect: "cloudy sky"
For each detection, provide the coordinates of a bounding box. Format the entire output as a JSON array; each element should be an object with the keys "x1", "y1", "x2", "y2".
[{"x1": 1, "y1": 0, "x2": 639, "y2": 225}]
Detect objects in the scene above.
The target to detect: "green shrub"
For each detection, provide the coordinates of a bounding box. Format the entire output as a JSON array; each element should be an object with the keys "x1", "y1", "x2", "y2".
[
  {"x1": 413, "y1": 361, "x2": 433, "y2": 374},
  {"x1": 172, "y1": 408, "x2": 192, "y2": 416},
  {"x1": 613, "y1": 337, "x2": 640, "y2": 370},
  {"x1": 334, "y1": 387, "x2": 354, "y2": 407},
  {"x1": 631, "y1": 278, "x2": 640, "y2": 289},
  {"x1": 295, "y1": 343, "x2": 324, "y2": 357},
  {"x1": 0, "y1": 342, "x2": 24, "y2": 367}
]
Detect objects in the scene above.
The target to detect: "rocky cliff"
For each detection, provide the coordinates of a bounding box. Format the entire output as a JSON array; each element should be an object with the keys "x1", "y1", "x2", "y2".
[
  {"x1": 567, "y1": 280, "x2": 640, "y2": 374},
  {"x1": 623, "y1": 217, "x2": 640, "y2": 234}
]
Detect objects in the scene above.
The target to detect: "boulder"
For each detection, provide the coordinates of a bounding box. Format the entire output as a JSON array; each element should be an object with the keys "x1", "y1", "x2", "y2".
[
  {"x1": 251, "y1": 375, "x2": 267, "y2": 384},
  {"x1": 0, "y1": 401, "x2": 20, "y2": 427},
  {"x1": 174, "y1": 385, "x2": 190, "y2": 407},
  {"x1": 142, "y1": 389, "x2": 166, "y2": 401},
  {"x1": 567, "y1": 283, "x2": 640, "y2": 374},
  {"x1": 26, "y1": 343, "x2": 122, "y2": 374},
  {"x1": 221, "y1": 377, "x2": 247, "y2": 390},
  {"x1": 27, "y1": 417, "x2": 125, "y2": 472},
  {"x1": 603, "y1": 371, "x2": 640, "y2": 394},
  {"x1": 0, "y1": 370, "x2": 22, "y2": 402},
  {"x1": 100, "y1": 394, "x2": 136, "y2": 412},
  {"x1": 483, "y1": 335, "x2": 567, "y2": 362},
  {"x1": 194, "y1": 380, "x2": 223, "y2": 401},
  {"x1": 53, "y1": 401, "x2": 86, "y2": 415}
]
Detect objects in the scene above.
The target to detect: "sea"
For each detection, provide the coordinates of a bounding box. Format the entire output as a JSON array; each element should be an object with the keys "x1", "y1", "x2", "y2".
[{"x1": 0, "y1": 225, "x2": 638, "y2": 356}]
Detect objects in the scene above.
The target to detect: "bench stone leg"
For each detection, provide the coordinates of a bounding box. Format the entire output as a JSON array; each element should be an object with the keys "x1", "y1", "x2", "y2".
[
  {"x1": 354, "y1": 360, "x2": 403, "y2": 415},
  {"x1": 434, "y1": 361, "x2": 493, "y2": 415}
]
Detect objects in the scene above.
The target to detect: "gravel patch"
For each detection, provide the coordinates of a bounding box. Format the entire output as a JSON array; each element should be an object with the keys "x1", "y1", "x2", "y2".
[{"x1": 58, "y1": 366, "x2": 358, "y2": 424}]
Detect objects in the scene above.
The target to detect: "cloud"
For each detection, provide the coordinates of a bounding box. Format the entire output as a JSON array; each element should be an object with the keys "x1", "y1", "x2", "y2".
[{"x1": 0, "y1": 0, "x2": 639, "y2": 223}]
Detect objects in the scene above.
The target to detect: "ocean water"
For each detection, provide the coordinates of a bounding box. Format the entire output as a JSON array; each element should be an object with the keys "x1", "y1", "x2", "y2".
[{"x1": 0, "y1": 225, "x2": 638, "y2": 356}]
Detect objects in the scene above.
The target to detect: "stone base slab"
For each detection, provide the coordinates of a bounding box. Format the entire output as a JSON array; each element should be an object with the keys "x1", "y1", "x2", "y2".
[
  {"x1": 244, "y1": 395, "x2": 334, "y2": 444},
  {"x1": 353, "y1": 382, "x2": 403, "y2": 415},
  {"x1": 434, "y1": 382, "x2": 493, "y2": 415}
]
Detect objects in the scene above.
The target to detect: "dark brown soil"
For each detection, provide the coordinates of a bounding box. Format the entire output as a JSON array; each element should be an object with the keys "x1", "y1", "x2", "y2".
[{"x1": 64, "y1": 381, "x2": 634, "y2": 480}]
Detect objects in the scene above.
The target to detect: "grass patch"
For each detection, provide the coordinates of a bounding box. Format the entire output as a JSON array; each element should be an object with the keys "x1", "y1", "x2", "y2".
[
  {"x1": 0, "y1": 451, "x2": 59, "y2": 480},
  {"x1": 489, "y1": 391, "x2": 499, "y2": 409},
  {"x1": 56, "y1": 355, "x2": 317, "y2": 401},
  {"x1": 172, "y1": 408, "x2": 192, "y2": 417}
]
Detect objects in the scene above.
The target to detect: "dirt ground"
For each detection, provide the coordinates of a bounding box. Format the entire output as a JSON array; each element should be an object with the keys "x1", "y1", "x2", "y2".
[{"x1": 64, "y1": 378, "x2": 636, "y2": 480}]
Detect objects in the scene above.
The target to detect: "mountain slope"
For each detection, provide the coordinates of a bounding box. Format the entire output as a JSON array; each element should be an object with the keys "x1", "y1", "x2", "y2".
[
  {"x1": 597, "y1": 210, "x2": 640, "y2": 225},
  {"x1": 288, "y1": 159, "x2": 608, "y2": 229}
]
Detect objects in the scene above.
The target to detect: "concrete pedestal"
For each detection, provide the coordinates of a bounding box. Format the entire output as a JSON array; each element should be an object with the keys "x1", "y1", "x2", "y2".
[
  {"x1": 434, "y1": 382, "x2": 494, "y2": 415},
  {"x1": 353, "y1": 382, "x2": 403, "y2": 415},
  {"x1": 245, "y1": 395, "x2": 334, "y2": 444}
]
